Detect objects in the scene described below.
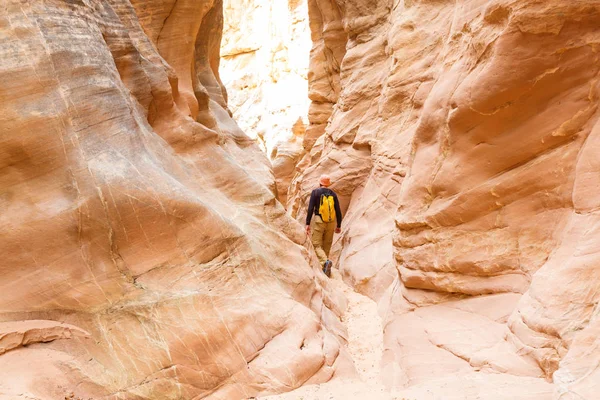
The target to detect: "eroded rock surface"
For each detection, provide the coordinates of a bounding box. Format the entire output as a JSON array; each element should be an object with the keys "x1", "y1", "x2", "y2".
[
  {"x1": 290, "y1": 0, "x2": 600, "y2": 398},
  {"x1": 0, "y1": 0, "x2": 352, "y2": 398},
  {"x1": 0, "y1": 320, "x2": 90, "y2": 355}
]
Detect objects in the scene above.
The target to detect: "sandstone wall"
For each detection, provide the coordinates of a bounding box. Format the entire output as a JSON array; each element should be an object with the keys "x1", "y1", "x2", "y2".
[
  {"x1": 0, "y1": 1, "x2": 352, "y2": 398},
  {"x1": 291, "y1": 0, "x2": 600, "y2": 398}
]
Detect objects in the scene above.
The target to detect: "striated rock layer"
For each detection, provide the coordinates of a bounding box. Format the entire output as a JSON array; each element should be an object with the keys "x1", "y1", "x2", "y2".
[
  {"x1": 0, "y1": 0, "x2": 353, "y2": 399},
  {"x1": 290, "y1": 0, "x2": 600, "y2": 398}
]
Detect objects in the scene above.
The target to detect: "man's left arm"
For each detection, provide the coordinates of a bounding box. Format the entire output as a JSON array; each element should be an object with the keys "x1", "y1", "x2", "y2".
[{"x1": 334, "y1": 194, "x2": 342, "y2": 232}]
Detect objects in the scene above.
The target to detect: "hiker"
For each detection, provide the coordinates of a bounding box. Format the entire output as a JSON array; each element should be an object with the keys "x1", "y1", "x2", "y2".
[{"x1": 305, "y1": 174, "x2": 343, "y2": 276}]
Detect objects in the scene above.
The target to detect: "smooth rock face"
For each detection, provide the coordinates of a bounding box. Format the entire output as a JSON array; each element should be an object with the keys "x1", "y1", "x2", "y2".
[
  {"x1": 290, "y1": 0, "x2": 600, "y2": 398},
  {"x1": 220, "y1": 0, "x2": 311, "y2": 203},
  {"x1": 0, "y1": 0, "x2": 352, "y2": 398}
]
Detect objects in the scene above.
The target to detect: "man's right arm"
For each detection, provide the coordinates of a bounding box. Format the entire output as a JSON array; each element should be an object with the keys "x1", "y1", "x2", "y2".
[{"x1": 333, "y1": 193, "x2": 343, "y2": 232}]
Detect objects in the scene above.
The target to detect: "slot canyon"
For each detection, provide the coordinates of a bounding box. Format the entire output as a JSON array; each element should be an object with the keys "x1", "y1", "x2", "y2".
[{"x1": 1, "y1": 0, "x2": 599, "y2": 399}]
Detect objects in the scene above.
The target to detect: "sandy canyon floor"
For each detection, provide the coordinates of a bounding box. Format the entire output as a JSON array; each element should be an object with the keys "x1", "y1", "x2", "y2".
[{"x1": 261, "y1": 268, "x2": 390, "y2": 400}]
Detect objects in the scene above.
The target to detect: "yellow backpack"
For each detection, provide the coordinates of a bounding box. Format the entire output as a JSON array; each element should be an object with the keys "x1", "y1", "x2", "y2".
[{"x1": 319, "y1": 194, "x2": 336, "y2": 223}]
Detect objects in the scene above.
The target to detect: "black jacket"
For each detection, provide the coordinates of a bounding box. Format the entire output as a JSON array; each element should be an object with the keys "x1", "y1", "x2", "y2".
[{"x1": 306, "y1": 187, "x2": 343, "y2": 228}]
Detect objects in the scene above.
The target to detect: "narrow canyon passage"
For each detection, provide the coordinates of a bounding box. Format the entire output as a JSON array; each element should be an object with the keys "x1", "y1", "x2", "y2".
[
  {"x1": 218, "y1": 4, "x2": 392, "y2": 397},
  {"x1": 2, "y1": 0, "x2": 600, "y2": 399}
]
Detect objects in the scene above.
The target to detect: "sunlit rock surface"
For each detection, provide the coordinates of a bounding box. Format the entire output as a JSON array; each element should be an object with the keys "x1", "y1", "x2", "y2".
[
  {"x1": 0, "y1": 0, "x2": 353, "y2": 398},
  {"x1": 290, "y1": 0, "x2": 600, "y2": 398},
  {"x1": 220, "y1": 0, "x2": 311, "y2": 203}
]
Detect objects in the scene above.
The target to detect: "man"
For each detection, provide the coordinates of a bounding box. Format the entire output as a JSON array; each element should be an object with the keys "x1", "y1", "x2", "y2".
[{"x1": 305, "y1": 174, "x2": 343, "y2": 276}]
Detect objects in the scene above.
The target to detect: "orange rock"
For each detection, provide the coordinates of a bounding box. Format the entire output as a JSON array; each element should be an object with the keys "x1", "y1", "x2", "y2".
[
  {"x1": 0, "y1": 0, "x2": 351, "y2": 398},
  {"x1": 290, "y1": 0, "x2": 600, "y2": 398}
]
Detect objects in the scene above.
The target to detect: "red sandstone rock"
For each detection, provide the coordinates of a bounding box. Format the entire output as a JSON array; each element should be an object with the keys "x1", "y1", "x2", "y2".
[
  {"x1": 5, "y1": 0, "x2": 600, "y2": 398},
  {"x1": 290, "y1": 0, "x2": 600, "y2": 398},
  {"x1": 0, "y1": 0, "x2": 352, "y2": 398}
]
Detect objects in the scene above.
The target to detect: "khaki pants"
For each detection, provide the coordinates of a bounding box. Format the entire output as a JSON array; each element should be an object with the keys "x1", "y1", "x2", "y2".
[{"x1": 311, "y1": 215, "x2": 336, "y2": 267}]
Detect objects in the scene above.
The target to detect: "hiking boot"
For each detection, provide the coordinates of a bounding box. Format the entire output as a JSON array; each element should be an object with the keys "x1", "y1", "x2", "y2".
[{"x1": 322, "y1": 260, "x2": 332, "y2": 277}]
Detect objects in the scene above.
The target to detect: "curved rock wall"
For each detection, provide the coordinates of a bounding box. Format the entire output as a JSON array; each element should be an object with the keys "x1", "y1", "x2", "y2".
[
  {"x1": 291, "y1": 0, "x2": 600, "y2": 398},
  {"x1": 0, "y1": 1, "x2": 352, "y2": 398}
]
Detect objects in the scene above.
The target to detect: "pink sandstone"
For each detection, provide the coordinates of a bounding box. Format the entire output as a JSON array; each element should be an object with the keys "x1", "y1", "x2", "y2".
[
  {"x1": 289, "y1": 0, "x2": 600, "y2": 398},
  {"x1": 0, "y1": 0, "x2": 352, "y2": 398}
]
